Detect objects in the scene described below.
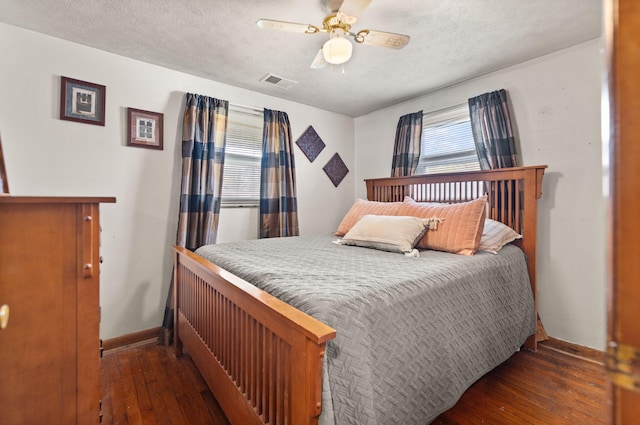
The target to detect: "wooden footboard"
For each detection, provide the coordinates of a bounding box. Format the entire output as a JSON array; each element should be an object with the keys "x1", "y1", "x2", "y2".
[{"x1": 173, "y1": 246, "x2": 336, "y2": 425}]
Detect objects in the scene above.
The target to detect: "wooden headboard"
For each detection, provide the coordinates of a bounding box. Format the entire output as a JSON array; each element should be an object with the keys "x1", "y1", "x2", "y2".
[{"x1": 365, "y1": 165, "x2": 547, "y2": 350}]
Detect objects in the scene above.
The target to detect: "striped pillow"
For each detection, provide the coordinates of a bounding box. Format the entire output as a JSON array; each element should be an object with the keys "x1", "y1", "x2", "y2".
[
  {"x1": 398, "y1": 196, "x2": 487, "y2": 255},
  {"x1": 478, "y1": 219, "x2": 522, "y2": 254},
  {"x1": 335, "y1": 199, "x2": 402, "y2": 236}
]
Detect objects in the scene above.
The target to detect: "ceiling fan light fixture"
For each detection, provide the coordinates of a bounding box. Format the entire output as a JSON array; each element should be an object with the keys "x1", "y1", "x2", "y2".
[{"x1": 322, "y1": 29, "x2": 352, "y2": 65}]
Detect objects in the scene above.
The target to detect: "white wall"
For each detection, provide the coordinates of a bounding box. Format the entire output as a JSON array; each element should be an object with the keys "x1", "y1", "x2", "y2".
[
  {"x1": 354, "y1": 40, "x2": 606, "y2": 350},
  {"x1": 0, "y1": 23, "x2": 354, "y2": 339}
]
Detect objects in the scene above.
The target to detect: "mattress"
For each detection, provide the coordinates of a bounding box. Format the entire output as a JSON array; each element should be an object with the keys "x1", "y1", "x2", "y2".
[{"x1": 195, "y1": 235, "x2": 535, "y2": 425}]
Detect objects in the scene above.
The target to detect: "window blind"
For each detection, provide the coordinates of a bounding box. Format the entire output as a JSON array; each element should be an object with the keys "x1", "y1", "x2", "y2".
[
  {"x1": 416, "y1": 103, "x2": 480, "y2": 175},
  {"x1": 221, "y1": 106, "x2": 263, "y2": 205}
]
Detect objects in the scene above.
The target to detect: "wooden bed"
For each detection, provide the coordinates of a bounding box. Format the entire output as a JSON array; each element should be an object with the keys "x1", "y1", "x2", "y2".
[{"x1": 173, "y1": 165, "x2": 547, "y2": 425}]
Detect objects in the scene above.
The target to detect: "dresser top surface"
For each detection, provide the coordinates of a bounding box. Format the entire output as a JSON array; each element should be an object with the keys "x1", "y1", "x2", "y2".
[{"x1": 0, "y1": 195, "x2": 116, "y2": 204}]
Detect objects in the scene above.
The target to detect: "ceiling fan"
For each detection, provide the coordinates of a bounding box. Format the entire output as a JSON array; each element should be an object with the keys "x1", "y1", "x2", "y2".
[{"x1": 256, "y1": 0, "x2": 410, "y2": 69}]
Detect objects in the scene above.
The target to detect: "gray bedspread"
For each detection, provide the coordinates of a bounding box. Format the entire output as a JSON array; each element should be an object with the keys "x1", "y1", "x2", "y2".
[{"x1": 195, "y1": 235, "x2": 535, "y2": 425}]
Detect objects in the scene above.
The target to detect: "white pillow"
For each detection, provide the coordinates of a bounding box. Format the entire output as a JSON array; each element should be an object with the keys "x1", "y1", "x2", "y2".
[
  {"x1": 336, "y1": 215, "x2": 430, "y2": 254},
  {"x1": 478, "y1": 219, "x2": 522, "y2": 254}
]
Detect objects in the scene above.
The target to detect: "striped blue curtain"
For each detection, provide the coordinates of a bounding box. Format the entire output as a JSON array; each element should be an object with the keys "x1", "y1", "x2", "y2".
[
  {"x1": 176, "y1": 93, "x2": 229, "y2": 249},
  {"x1": 469, "y1": 89, "x2": 521, "y2": 239},
  {"x1": 161, "y1": 93, "x2": 229, "y2": 344},
  {"x1": 391, "y1": 111, "x2": 423, "y2": 177},
  {"x1": 260, "y1": 109, "x2": 299, "y2": 238},
  {"x1": 468, "y1": 89, "x2": 518, "y2": 169}
]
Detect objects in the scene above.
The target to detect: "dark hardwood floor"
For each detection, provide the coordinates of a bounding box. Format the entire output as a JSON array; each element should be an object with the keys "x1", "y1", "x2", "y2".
[{"x1": 100, "y1": 341, "x2": 606, "y2": 424}]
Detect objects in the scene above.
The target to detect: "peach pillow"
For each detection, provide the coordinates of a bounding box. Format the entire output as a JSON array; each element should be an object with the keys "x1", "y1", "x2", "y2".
[
  {"x1": 398, "y1": 196, "x2": 487, "y2": 255},
  {"x1": 335, "y1": 199, "x2": 402, "y2": 236}
]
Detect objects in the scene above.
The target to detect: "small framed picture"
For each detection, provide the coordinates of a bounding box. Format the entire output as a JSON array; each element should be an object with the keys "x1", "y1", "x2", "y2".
[
  {"x1": 59, "y1": 76, "x2": 106, "y2": 126},
  {"x1": 127, "y1": 108, "x2": 164, "y2": 150}
]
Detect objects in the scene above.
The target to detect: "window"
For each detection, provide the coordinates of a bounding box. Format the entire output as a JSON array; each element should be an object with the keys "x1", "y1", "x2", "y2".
[
  {"x1": 415, "y1": 103, "x2": 480, "y2": 175},
  {"x1": 221, "y1": 105, "x2": 262, "y2": 206}
]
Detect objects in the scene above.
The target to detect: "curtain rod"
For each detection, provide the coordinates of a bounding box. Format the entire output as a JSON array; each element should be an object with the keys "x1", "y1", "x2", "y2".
[
  {"x1": 229, "y1": 103, "x2": 262, "y2": 114},
  {"x1": 423, "y1": 102, "x2": 468, "y2": 117}
]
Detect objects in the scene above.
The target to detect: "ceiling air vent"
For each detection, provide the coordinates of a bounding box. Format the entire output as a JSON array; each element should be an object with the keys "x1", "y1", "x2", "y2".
[{"x1": 260, "y1": 73, "x2": 297, "y2": 89}]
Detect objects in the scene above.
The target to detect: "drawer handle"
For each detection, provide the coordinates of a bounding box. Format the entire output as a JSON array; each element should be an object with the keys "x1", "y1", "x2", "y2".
[{"x1": 0, "y1": 304, "x2": 9, "y2": 330}]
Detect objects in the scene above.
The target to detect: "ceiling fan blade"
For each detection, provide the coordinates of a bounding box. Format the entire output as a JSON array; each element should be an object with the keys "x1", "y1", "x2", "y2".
[
  {"x1": 256, "y1": 19, "x2": 320, "y2": 34},
  {"x1": 338, "y1": 0, "x2": 373, "y2": 19},
  {"x1": 354, "y1": 29, "x2": 410, "y2": 49},
  {"x1": 310, "y1": 49, "x2": 328, "y2": 69}
]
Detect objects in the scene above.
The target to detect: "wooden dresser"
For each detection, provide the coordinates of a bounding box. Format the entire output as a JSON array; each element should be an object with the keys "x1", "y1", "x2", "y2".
[{"x1": 0, "y1": 196, "x2": 115, "y2": 425}]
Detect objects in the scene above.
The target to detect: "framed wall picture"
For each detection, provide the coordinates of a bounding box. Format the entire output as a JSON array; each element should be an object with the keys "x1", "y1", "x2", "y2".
[
  {"x1": 127, "y1": 108, "x2": 164, "y2": 150},
  {"x1": 59, "y1": 76, "x2": 106, "y2": 126},
  {"x1": 323, "y1": 152, "x2": 349, "y2": 187}
]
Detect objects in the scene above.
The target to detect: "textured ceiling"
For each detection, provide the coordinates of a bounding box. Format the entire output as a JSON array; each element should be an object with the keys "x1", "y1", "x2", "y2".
[{"x1": 0, "y1": 0, "x2": 602, "y2": 117}]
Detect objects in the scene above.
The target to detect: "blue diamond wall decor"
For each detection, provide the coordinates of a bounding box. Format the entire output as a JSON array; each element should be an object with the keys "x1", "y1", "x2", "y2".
[
  {"x1": 323, "y1": 153, "x2": 349, "y2": 187},
  {"x1": 295, "y1": 126, "x2": 325, "y2": 163}
]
